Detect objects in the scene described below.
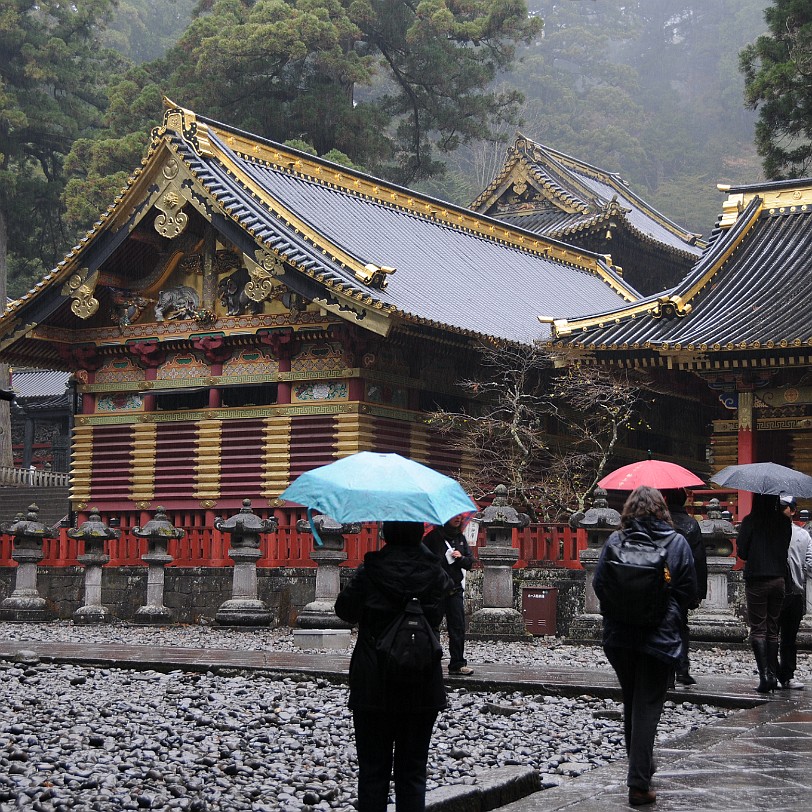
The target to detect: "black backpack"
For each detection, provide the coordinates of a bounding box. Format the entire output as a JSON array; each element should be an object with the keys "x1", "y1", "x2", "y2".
[
  {"x1": 599, "y1": 530, "x2": 675, "y2": 627},
  {"x1": 375, "y1": 597, "x2": 443, "y2": 684}
]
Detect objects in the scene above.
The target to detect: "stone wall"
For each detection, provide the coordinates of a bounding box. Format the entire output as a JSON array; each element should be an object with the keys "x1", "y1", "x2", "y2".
[
  {"x1": 0, "y1": 567, "x2": 319, "y2": 626},
  {"x1": 0, "y1": 563, "x2": 748, "y2": 638}
]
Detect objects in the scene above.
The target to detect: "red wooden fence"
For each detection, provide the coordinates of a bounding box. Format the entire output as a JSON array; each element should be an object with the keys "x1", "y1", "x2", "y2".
[{"x1": 0, "y1": 513, "x2": 585, "y2": 570}]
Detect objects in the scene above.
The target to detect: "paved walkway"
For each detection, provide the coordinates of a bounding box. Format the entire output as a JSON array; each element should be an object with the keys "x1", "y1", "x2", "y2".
[{"x1": 1, "y1": 638, "x2": 810, "y2": 811}]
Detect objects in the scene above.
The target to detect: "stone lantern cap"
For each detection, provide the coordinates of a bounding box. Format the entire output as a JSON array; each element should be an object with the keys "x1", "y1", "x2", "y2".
[
  {"x1": 698, "y1": 497, "x2": 736, "y2": 556},
  {"x1": 475, "y1": 485, "x2": 530, "y2": 529},
  {"x1": 132, "y1": 506, "x2": 185, "y2": 541},
  {"x1": 3, "y1": 504, "x2": 59, "y2": 539},
  {"x1": 295, "y1": 513, "x2": 361, "y2": 536},
  {"x1": 67, "y1": 507, "x2": 121, "y2": 542},
  {"x1": 215, "y1": 499, "x2": 278, "y2": 537},
  {"x1": 571, "y1": 488, "x2": 621, "y2": 530}
]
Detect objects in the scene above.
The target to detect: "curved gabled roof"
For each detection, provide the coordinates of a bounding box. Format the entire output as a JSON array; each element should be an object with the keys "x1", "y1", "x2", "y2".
[
  {"x1": 544, "y1": 181, "x2": 812, "y2": 357},
  {"x1": 473, "y1": 136, "x2": 706, "y2": 260},
  {"x1": 0, "y1": 102, "x2": 639, "y2": 356}
]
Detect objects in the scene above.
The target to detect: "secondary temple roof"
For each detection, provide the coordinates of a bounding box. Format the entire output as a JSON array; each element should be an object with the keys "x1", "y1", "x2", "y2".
[
  {"x1": 0, "y1": 102, "x2": 640, "y2": 366},
  {"x1": 543, "y1": 178, "x2": 812, "y2": 369},
  {"x1": 472, "y1": 136, "x2": 705, "y2": 259}
]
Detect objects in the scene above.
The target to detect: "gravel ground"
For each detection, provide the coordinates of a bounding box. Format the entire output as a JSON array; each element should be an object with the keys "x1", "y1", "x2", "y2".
[{"x1": 0, "y1": 622, "x2": 802, "y2": 812}]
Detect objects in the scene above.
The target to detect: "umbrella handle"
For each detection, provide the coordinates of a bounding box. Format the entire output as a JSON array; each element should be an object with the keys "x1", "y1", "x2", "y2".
[{"x1": 307, "y1": 507, "x2": 324, "y2": 547}]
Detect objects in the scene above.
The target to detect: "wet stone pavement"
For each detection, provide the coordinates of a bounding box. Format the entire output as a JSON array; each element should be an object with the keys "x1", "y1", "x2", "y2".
[{"x1": 0, "y1": 627, "x2": 811, "y2": 811}]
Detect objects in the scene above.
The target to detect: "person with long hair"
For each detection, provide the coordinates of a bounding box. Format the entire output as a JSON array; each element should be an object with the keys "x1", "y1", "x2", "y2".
[
  {"x1": 594, "y1": 486, "x2": 697, "y2": 806},
  {"x1": 737, "y1": 492, "x2": 792, "y2": 693},
  {"x1": 334, "y1": 521, "x2": 453, "y2": 812}
]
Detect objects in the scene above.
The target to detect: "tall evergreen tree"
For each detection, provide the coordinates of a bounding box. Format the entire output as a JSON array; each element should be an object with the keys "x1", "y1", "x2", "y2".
[
  {"x1": 0, "y1": 0, "x2": 117, "y2": 464},
  {"x1": 0, "y1": 0, "x2": 119, "y2": 298},
  {"x1": 741, "y1": 0, "x2": 812, "y2": 179}
]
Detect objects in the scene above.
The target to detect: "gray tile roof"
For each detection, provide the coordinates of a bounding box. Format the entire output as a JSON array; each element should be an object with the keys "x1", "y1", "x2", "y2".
[
  {"x1": 474, "y1": 138, "x2": 704, "y2": 258},
  {"x1": 174, "y1": 117, "x2": 636, "y2": 345},
  {"x1": 548, "y1": 189, "x2": 812, "y2": 353},
  {"x1": 9, "y1": 368, "x2": 70, "y2": 399}
]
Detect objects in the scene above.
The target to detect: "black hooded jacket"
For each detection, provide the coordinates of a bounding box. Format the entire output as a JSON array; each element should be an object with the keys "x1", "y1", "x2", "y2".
[{"x1": 335, "y1": 542, "x2": 453, "y2": 713}]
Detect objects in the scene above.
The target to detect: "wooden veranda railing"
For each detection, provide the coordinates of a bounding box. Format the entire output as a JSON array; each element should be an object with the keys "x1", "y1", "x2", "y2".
[{"x1": 0, "y1": 465, "x2": 70, "y2": 488}]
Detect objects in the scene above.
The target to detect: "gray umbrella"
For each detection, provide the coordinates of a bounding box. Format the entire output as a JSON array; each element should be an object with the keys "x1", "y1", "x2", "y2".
[{"x1": 710, "y1": 462, "x2": 812, "y2": 497}]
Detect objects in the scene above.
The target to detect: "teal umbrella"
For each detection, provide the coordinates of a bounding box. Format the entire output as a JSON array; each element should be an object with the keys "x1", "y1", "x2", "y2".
[{"x1": 280, "y1": 452, "x2": 476, "y2": 527}]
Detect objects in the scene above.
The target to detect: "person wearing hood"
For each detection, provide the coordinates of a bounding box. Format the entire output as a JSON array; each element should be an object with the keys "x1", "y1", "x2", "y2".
[
  {"x1": 423, "y1": 514, "x2": 475, "y2": 675},
  {"x1": 335, "y1": 520, "x2": 453, "y2": 812},
  {"x1": 594, "y1": 486, "x2": 697, "y2": 807}
]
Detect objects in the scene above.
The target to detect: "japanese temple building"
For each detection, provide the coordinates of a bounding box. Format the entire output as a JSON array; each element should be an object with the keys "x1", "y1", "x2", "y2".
[
  {"x1": 471, "y1": 135, "x2": 706, "y2": 296},
  {"x1": 0, "y1": 101, "x2": 654, "y2": 524},
  {"x1": 543, "y1": 177, "x2": 812, "y2": 514}
]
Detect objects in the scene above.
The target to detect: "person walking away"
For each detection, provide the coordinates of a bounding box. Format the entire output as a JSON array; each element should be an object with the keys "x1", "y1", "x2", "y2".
[
  {"x1": 663, "y1": 488, "x2": 707, "y2": 686},
  {"x1": 424, "y1": 514, "x2": 475, "y2": 675},
  {"x1": 777, "y1": 495, "x2": 812, "y2": 690},
  {"x1": 594, "y1": 486, "x2": 697, "y2": 806},
  {"x1": 737, "y1": 492, "x2": 792, "y2": 693},
  {"x1": 334, "y1": 521, "x2": 453, "y2": 812}
]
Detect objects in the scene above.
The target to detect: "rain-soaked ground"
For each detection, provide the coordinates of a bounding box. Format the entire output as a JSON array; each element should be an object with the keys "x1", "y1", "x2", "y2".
[{"x1": 0, "y1": 625, "x2": 811, "y2": 810}]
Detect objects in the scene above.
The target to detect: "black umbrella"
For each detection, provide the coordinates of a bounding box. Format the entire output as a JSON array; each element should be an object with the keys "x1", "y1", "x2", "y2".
[{"x1": 710, "y1": 462, "x2": 812, "y2": 497}]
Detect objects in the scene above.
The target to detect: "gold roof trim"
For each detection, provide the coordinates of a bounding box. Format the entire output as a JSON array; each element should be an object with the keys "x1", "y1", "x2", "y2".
[
  {"x1": 205, "y1": 122, "x2": 630, "y2": 285},
  {"x1": 718, "y1": 183, "x2": 812, "y2": 228},
  {"x1": 545, "y1": 199, "x2": 763, "y2": 339}
]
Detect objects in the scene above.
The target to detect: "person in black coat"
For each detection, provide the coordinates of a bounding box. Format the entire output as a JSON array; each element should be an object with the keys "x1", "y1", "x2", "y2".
[
  {"x1": 594, "y1": 486, "x2": 697, "y2": 807},
  {"x1": 334, "y1": 521, "x2": 453, "y2": 812},
  {"x1": 737, "y1": 493, "x2": 792, "y2": 693},
  {"x1": 423, "y1": 515, "x2": 475, "y2": 675},
  {"x1": 663, "y1": 488, "x2": 707, "y2": 686}
]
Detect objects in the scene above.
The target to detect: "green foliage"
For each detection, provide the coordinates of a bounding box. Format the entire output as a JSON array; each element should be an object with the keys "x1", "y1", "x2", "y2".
[
  {"x1": 0, "y1": 0, "x2": 120, "y2": 298},
  {"x1": 432, "y1": 1, "x2": 766, "y2": 237},
  {"x1": 103, "y1": 0, "x2": 196, "y2": 63},
  {"x1": 113, "y1": 0, "x2": 540, "y2": 184},
  {"x1": 741, "y1": 0, "x2": 812, "y2": 179}
]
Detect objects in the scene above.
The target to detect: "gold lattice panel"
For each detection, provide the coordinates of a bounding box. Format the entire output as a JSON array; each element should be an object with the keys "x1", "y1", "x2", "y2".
[
  {"x1": 130, "y1": 424, "x2": 157, "y2": 504},
  {"x1": 194, "y1": 419, "x2": 222, "y2": 502},
  {"x1": 335, "y1": 412, "x2": 376, "y2": 457},
  {"x1": 261, "y1": 415, "x2": 292, "y2": 498}
]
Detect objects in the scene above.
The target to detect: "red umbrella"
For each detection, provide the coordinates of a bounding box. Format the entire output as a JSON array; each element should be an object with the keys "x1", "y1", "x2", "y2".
[{"x1": 598, "y1": 460, "x2": 704, "y2": 491}]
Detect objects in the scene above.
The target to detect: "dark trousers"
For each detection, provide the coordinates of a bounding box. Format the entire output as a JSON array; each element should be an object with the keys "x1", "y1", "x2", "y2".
[
  {"x1": 778, "y1": 592, "x2": 805, "y2": 683},
  {"x1": 353, "y1": 710, "x2": 438, "y2": 812},
  {"x1": 745, "y1": 576, "x2": 785, "y2": 642},
  {"x1": 605, "y1": 646, "x2": 671, "y2": 792},
  {"x1": 443, "y1": 589, "x2": 466, "y2": 670},
  {"x1": 677, "y1": 607, "x2": 691, "y2": 675}
]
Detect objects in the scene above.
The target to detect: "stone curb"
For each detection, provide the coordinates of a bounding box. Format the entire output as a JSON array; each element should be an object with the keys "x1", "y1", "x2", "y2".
[{"x1": 389, "y1": 766, "x2": 540, "y2": 812}]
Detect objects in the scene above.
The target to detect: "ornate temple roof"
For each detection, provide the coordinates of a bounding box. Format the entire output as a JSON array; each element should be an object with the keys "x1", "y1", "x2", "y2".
[
  {"x1": 0, "y1": 103, "x2": 639, "y2": 366},
  {"x1": 471, "y1": 136, "x2": 706, "y2": 261},
  {"x1": 543, "y1": 178, "x2": 812, "y2": 370}
]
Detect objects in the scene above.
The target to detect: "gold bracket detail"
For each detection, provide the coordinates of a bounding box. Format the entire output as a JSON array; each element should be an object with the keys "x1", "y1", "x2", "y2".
[
  {"x1": 62, "y1": 269, "x2": 100, "y2": 320},
  {"x1": 355, "y1": 263, "x2": 396, "y2": 288},
  {"x1": 652, "y1": 295, "x2": 691, "y2": 320},
  {"x1": 154, "y1": 183, "x2": 189, "y2": 238},
  {"x1": 244, "y1": 249, "x2": 285, "y2": 302}
]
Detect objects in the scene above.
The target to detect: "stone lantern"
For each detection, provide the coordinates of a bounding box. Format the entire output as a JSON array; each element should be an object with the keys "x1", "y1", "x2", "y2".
[
  {"x1": 292, "y1": 513, "x2": 360, "y2": 649},
  {"x1": 0, "y1": 504, "x2": 58, "y2": 621},
  {"x1": 567, "y1": 488, "x2": 621, "y2": 641},
  {"x1": 214, "y1": 499, "x2": 278, "y2": 626},
  {"x1": 132, "y1": 507, "x2": 184, "y2": 624},
  {"x1": 68, "y1": 507, "x2": 120, "y2": 624},
  {"x1": 690, "y1": 498, "x2": 747, "y2": 642},
  {"x1": 468, "y1": 485, "x2": 530, "y2": 640}
]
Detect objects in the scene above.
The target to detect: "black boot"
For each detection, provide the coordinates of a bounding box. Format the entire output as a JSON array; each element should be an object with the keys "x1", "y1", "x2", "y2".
[
  {"x1": 765, "y1": 640, "x2": 780, "y2": 693},
  {"x1": 752, "y1": 639, "x2": 773, "y2": 693}
]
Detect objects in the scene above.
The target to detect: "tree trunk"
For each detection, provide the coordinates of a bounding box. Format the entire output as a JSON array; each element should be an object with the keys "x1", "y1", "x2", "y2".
[{"x1": 0, "y1": 206, "x2": 14, "y2": 468}]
